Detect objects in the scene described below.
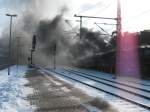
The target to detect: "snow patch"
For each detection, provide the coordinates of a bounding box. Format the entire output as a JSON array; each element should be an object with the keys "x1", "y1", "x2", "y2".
[
  {"x1": 61, "y1": 87, "x2": 71, "y2": 92},
  {"x1": 43, "y1": 82, "x2": 51, "y2": 87},
  {"x1": 82, "y1": 104, "x2": 102, "y2": 112},
  {"x1": 0, "y1": 65, "x2": 35, "y2": 112},
  {"x1": 85, "y1": 80, "x2": 96, "y2": 85},
  {"x1": 51, "y1": 80, "x2": 62, "y2": 86}
]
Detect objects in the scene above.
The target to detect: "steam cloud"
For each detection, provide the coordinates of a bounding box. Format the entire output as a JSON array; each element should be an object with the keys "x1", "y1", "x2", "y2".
[
  {"x1": 0, "y1": 0, "x2": 113, "y2": 67},
  {"x1": 0, "y1": 0, "x2": 70, "y2": 67}
]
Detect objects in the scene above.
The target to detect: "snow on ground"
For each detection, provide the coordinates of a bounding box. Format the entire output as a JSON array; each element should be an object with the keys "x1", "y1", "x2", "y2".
[
  {"x1": 45, "y1": 69, "x2": 149, "y2": 112},
  {"x1": 0, "y1": 65, "x2": 35, "y2": 112}
]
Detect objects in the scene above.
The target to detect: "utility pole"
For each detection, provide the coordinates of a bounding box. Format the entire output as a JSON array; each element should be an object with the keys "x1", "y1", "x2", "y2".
[
  {"x1": 74, "y1": 14, "x2": 117, "y2": 39},
  {"x1": 117, "y1": 0, "x2": 122, "y2": 38},
  {"x1": 53, "y1": 43, "x2": 56, "y2": 70},
  {"x1": 16, "y1": 37, "x2": 20, "y2": 73},
  {"x1": 6, "y1": 13, "x2": 17, "y2": 75},
  {"x1": 30, "y1": 35, "x2": 36, "y2": 67},
  {"x1": 30, "y1": 49, "x2": 34, "y2": 65},
  {"x1": 80, "y1": 16, "x2": 82, "y2": 39},
  {"x1": 74, "y1": 15, "x2": 83, "y2": 39},
  {"x1": 115, "y1": 0, "x2": 122, "y2": 77}
]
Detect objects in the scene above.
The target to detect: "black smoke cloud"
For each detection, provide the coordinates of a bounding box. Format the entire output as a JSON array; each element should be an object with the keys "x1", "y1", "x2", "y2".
[
  {"x1": 36, "y1": 14, "x2": 69, "y2": 55},
  {"x1": 68, "y1": 28, "x2": 109, "y2": 61},
  {"x1": 0, "y1": 0, "x2": 70, "y2": 66},
  {"x1": 34, "y1": 13, "x2": 72, "y2": 67},
  {"x1": 0, "y1": 0, "x2": 112, "y2": 67}
]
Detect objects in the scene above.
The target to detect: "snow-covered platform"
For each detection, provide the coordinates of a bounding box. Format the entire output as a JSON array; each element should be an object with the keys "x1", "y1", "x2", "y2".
[
  {"x1": 0, "y1": 66, "x2": 149, "y2": 112},
  {"x1": 0, "y1": 66, "x2": 35, "y2": 112},
  {"x1": 25, "y1": 67, "x2": 118, "y2": 112}
]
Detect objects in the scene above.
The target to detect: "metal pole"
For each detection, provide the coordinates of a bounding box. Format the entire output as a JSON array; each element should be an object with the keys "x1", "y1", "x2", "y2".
[
  {"x1": 30, "y1": 35, "x2": 37, "y2": 67},
  {"x1": 95, "y1": 22, "x2": 117, "y2": 25},
  {"x1": 74, "y1": 14, "x2": 117, "y2": 39},
  {"x1": 74, "y1": 14, "x2": 117, "y2": 20},
  {"x1": 8, "y1": 17, "x2": 12, "y2": 75},
  {"x1": 50, "y1": 49, "x2": 51, "y2": 69},
  {"x1": 53, "y1": 43, "x2": 56, "y2": 70},
  {"x1": 6, "y1": 14, "x2": 17, "y2": 75},
  {"x1": 95, "y1": 23, "x2": 110, "y2": 36},
  {"x1": 80, "y1": 17, "x2": 82, "y2": 39},
  {"x1": 16, "y1": 37, "x2": 19, "y2": 73},
  {"x1": 31, "y1": 49, "x2": 33, "y2": 65}
]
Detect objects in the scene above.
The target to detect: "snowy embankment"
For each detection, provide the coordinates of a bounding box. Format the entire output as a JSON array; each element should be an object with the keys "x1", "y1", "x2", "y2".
[{"x1": 0, "y1": 66, "x2": 35, "y2": 112}]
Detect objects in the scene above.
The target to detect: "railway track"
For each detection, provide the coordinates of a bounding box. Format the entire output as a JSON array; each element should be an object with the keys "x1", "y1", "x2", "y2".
[
  {"x1": 39, "y1": 67, "x2": 150, "y2": 111},
  {"x1": 77, "y1": 69, "x2": 150, "y2": 86},
  {"x1": 68, "y1": 69, "x2": 150, "y2": 92}
]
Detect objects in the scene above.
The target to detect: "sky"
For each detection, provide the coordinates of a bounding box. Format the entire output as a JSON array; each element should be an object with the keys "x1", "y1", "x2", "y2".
[
  {"x1": 0, "y1": 0, "x2": 150, "y2": 36},
  {"x1": 66, "y1": 0, "x2": 150, "y2": 32}
]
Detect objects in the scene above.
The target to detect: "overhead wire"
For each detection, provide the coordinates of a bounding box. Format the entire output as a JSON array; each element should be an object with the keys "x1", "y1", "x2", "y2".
[
  {"x1": 78, "y1": 0, "x2": 108, "y2": 14},
  {"x1": 124, "y1": 8, "x2": 150, "y2": 24},
  {"x1": 92, "y1": 0, "x2": 114, "y2": 17},
  {"x1": 79, "y1": 0, "x2": 116, "y2": 33}
]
